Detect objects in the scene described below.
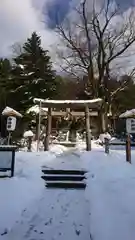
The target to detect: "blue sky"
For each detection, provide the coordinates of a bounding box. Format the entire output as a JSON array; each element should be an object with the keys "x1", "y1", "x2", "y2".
[
  {"x1": 46, "y1": 0, "x2": 134, "y2": 28},
  {"x1": 46, "y1": 0, "x2": 72, "y2": 28}
]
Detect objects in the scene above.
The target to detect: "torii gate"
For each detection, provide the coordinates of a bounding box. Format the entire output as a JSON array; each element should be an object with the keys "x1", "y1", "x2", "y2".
[{"x1": 34, "y1": 98, "x2": 103, "y2": 151}]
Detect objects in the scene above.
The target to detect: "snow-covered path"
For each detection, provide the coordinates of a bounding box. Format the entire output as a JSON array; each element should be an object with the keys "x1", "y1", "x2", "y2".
[
  {"x1": 2, "y1": 143, "x2": 135, "y2": 240},
  {"x1": 4, "y1": 189, "x2": 90, "y2": 240},
  {"x1": 2, "y1": 150, "x2": 90, "y2": 240}
]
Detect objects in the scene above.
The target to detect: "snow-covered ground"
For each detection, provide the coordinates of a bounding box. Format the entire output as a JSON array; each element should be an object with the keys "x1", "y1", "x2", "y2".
[
  {"x1": 83, "y1": 149, "x2": 135, "y2": 240},
  {"x1": 0, "y1": 151, "x2": 55, "y2": 236},
  {"x1": 1, "y1": 142, "x2": 135, "y2": 239}
]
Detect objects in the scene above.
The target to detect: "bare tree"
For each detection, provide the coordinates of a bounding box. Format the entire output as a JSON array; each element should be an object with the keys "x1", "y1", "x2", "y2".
[
  {"x1": 12, "y1": 42, "x2": 23, "y2": 56},
  {"x1": 56, "y1": 0, "x2": 135, "y2": 131}
]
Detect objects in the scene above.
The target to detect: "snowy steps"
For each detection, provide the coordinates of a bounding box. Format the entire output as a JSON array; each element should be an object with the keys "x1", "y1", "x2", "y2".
[
  {"x1": 42, "y1": 169, "x2": 86, "y2": 175},
  {"x1": 45, "y1": 180, "x2": 86, "y2": 189},
  {"x1": 42, "y1": 174, "x2": 85, "y2": 181},
  {"x1": 42, "y1": 169, "x2": 86, "y2": 189}
]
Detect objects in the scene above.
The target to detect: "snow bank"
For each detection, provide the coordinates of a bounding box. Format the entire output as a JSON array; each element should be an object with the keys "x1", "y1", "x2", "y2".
[{"x1": 80, "y1": 149, "x2": 135, "y2": 240}]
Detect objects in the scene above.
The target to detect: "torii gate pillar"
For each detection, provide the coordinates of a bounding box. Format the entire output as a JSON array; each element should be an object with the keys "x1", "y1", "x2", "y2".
[
  {"x1": 44, "y1": 108, "x2": 52, "y2": 151},
  {"x1": 85, "y1": 105, "x2": 91, "y2": 151}
]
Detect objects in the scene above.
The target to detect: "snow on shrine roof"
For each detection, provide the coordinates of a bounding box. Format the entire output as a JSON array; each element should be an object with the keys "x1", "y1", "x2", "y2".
[
  {"x1": 2, "y1": 107, "x2": 22, "y2": 117},
  {"x1": 27, "y1": 105, "x2": 48, "y2": 115},
  {"x1": 33, "y1": 98, "x2": 103, "y2": 108},
  {"x1": 119, "y1": 109, "x2": 135, "y2": 118}
]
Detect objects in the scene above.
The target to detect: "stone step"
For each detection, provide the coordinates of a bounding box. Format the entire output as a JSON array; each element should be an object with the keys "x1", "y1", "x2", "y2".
[
  {"x1": 42, "y1": 169, "x2": 86, "y2": 175},
  {"x1": 45, "y1": 181, "x2": 86, "y2": 189},
  {"x1": 42, "y1": 174, "x2": 85, "y2": 181}
]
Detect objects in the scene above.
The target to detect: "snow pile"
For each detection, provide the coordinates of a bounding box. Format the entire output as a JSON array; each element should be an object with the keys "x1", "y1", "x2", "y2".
[
  {"x1": 99, "y1": 132, "x2": 111, "y2": 142},
  {"x1": 95, "y1": 132, "x2": 111, "y2": 145},
  {"x1": 2, "y1": 107, "x2": 22, "y2": 118},
  {"x1": 49, "y1": 144, "x2": 68, "y2": 155},
  {"x1": 23, "y1": 130, "x2": 34, "y2": 138},
  {"x1": 120, "y1": 109, "x2": 135, "y2": 118}
]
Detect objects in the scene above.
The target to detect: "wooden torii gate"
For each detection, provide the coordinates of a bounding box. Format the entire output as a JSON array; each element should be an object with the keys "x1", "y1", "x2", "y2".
[{"x1": 34, "y1": 98, "x2": 102, "y2": 151}]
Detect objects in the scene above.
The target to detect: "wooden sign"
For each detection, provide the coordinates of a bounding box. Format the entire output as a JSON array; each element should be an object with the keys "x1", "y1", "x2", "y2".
[
  {"x1": 0, "y1": 146, "x2": 17, "y2": 177},
  {"x1": 126, "y1": 118, "x2": 135, "y2": 133}
]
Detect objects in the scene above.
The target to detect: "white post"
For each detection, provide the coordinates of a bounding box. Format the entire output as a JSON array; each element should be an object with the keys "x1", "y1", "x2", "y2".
[
  {"x1": 37, "y1": 100, "x2": 42, "y2": 152},
  {"x1": 66, "y1": 131, "x2": 70, "y2": 142}
]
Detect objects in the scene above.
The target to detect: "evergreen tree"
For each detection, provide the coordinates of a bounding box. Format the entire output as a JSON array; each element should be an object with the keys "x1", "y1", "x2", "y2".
[
  {"x1": 12, "y1": 32, "x2": 57, "y2": 111},
  {"x1": 0, "y1": 58, "x2": 12, "y2": 108}
]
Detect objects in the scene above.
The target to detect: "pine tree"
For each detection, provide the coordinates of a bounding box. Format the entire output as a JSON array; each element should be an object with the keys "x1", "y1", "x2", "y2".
[
  {"x1": 12, "y1": 32, "x2": 57, "y2": 111},
  {"x1": 0, "y1": 58, "x2": 12, "y2": 108}
]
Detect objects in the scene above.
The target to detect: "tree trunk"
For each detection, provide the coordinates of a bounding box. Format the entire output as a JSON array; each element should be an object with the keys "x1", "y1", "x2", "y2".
[{"x1": 98, "y1": 102, "x2": 109, "y2": 134}]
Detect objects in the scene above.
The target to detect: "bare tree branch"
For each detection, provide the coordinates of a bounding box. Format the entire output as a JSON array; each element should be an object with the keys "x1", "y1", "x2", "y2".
[
  {"x1": 81, "y1": 0, "x2": 94, "y2": 89},
  {"x1": 56, "y1": 0, "x2": 135, "y2": 108},
  {"x1": 110, "y1": 80, "x2": 128, "y2": 98},
  {"x1": 56, "y1": 23, "x2": 88, "y2": 68}
]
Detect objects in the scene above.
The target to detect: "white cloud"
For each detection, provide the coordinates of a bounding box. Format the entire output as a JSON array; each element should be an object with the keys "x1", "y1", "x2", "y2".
[
  {"x1": 0, "y1": 0, "x2": 57, "y2": 57},
  {"x1": 2, "y1": 0, "x2": 135, "y2": 75}
]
